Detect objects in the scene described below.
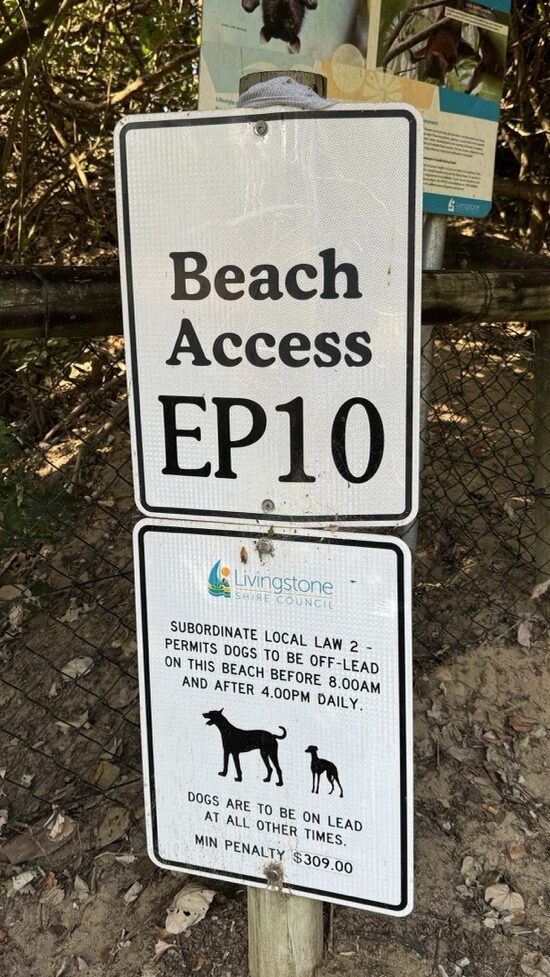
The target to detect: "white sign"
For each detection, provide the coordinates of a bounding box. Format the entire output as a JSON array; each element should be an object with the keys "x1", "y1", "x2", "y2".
[
  {"x1": 115, "y1": 106, "x2": 422, "y2": 526},
  {"x1": 135, "y1": 521, "x2": 413, "y2": 914}
]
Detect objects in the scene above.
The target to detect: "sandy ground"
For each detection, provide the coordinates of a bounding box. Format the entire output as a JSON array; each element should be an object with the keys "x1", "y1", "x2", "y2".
[{"x1": 1, "y1": 630, "x2": 549, "y2": 977}]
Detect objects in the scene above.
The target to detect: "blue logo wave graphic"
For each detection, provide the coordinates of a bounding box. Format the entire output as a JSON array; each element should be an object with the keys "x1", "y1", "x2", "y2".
[{"x1": 208, "y1": 560, "x2": 231, "y2": 598}]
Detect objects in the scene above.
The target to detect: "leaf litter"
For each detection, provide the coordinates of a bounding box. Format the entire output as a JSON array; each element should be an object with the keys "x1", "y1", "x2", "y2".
[
  {"x1": 165, "y1": 883, "x2": 215, "y2": 935},
  {"x1": 1, "y1": 603, "x2": 550, "y2": 976},
  {"x1": 521, "y1": 954, "x2": 550, "y2": 977},
  {"x1": 123, "y1": 881, "x2": 143, "y2": 905},
  {"x1": 61, "y1": 656, "x2": 94, "y2": 681},
  {"x1": 0, "y1": 812, "x2": 75, "y2": 864}
]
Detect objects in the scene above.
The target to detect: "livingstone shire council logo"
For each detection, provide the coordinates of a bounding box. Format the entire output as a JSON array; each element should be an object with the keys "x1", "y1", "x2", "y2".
[
  {"x1": 207, "y1": 560, "x2": 334, "y2": 609},
  {"x1": 208, "y1": 560, "x2": 231, "y2": 598}
]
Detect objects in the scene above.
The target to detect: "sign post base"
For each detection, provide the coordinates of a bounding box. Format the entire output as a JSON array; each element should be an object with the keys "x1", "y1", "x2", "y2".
[{"x1": 248, "y1": 887, "x2": 323, "y2": 977}]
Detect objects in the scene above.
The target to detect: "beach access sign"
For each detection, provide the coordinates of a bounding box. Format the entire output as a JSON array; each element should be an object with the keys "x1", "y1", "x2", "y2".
[
  {"x1": 115, "y1": 106, "x2": 421, "y2": 526},
  {"x1": 135, "y1": 521, "x2": 413, "y2": 914}
]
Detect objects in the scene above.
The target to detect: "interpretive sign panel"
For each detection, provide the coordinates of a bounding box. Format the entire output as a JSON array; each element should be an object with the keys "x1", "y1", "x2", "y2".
[
  {"x1": 135, "y1": 520, "x2": 413, "y2": 914},
  {"x1": 199, "y1": 0, "x2": 510, "y2": 217},
  {"x1": 115, "y1": 107, "x2": 421, "y2": 525}
]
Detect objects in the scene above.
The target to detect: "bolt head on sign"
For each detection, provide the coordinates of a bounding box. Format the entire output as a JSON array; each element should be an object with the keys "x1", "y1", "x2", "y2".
[
  {"x1": 134, "y1": 521, "x2": 413, "y2": 914},
  {"x1": 115, "y1": 105, "x2": 422, "y2": 525}
]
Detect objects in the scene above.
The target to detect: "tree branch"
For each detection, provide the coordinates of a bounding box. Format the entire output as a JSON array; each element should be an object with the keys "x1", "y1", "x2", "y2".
[
  {"x1": 109, "y1": 46, "x2": 199, "y2": 105},
  {"x1": 383, "y1": 0, "x2": 445, "y2": 59},
  {"x1": 0, "y1": 0, "x2": 64, "y2": 67},
  {"x1": 46, "y1": 45, "x2": 199, "y2": 113},
  {"x1": 493, "y1": 178, "x2": 550, "y2": 204},
  {"x1": 383, "y1": 17, "x2": 452, "y2": 68}
]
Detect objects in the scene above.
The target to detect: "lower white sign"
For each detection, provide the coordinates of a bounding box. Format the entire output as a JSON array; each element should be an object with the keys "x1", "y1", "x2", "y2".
[{"x1": 135, "y1": 521, "x2": 413, "y2": 914}]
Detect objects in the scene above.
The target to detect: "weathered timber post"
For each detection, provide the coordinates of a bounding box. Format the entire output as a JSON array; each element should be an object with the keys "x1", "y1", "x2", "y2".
[
  {"x1": 238, "y1": 68, "x2": 327, "y2": 977},
  {"x1": 534, "y1": 322, "x2": 550, "y2": 581},
  {"x1": 248, "y1": 887, "x2": 324, "y2": 977}
]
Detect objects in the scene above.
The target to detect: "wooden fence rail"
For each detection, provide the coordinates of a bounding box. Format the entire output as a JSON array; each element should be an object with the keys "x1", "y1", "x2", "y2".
[{"x1": 1, "y1": 264, "x2": 550, "y2": 339}]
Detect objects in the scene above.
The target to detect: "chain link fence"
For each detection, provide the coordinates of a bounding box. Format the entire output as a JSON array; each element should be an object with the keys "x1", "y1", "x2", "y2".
[{"x1": 0, "y1": 320, "x2": 542, "y2": 854}]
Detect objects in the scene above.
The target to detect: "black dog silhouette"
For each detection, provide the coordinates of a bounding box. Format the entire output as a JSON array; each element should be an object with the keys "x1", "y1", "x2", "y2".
[
  {"x1": 204, "y1": 709, "x2": 286, "y2": 785},
  {"x1": 242, "y1": 0, "x2": 318, "y2": 55},
  {"x1": 305, "y1": 745, "x2": 343, "y2": 797}
]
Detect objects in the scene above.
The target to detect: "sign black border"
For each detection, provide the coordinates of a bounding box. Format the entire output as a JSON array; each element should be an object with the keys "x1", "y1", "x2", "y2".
[
  {"x1": 137, "y1": 523, "x2": 411, "y2": 913},
  {"x1": 118, "y1": 109, "x2": 418, "y2": 523}
]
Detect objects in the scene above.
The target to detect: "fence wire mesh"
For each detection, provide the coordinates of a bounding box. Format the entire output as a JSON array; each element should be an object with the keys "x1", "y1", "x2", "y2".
[{"x1": 0, "y1": 322, "x2": 542, "y2": 849}]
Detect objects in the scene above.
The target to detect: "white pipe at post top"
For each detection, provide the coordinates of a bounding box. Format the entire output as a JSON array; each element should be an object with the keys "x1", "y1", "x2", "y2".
[{"x1": 240, "y1": 68, "x2": 326, "y2": 977}]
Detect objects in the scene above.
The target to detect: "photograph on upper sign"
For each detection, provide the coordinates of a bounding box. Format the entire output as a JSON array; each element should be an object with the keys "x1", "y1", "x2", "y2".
[
  {"x1": 241, "y1": 0, "x2": 321, "y2": 56},
  {"x1": 199, "y1": 0, "x2": 369, "y2": 108},
  {"x1": 376, "y1": 0, "x2": 508, "y2": 103}
]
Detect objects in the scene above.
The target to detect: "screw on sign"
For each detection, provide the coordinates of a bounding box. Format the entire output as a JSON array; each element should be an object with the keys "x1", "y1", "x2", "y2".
[{"x1": 115, "y1": 105, "x2": 422, "y2": 525}]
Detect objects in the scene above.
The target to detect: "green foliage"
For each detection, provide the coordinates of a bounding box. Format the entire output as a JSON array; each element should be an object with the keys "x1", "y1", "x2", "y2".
[
  {"x1": 0, "y1": 422, "x2": 81, "y2": 553},
  {"x1": 0, "y1": 0, "x2": 201, "y2": 263},
  {"x1": 0, "y1": 480, "x2": 80, "y2": 551},
  {"x1": 0, "y1": 419, "x2": 21, "y2": 464}
]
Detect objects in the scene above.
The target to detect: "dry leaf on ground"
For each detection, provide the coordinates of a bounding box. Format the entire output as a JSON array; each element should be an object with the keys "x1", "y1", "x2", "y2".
[
  {"x1": 165, "y1": 884, "x2": 215, "y2": 935},
  {"x1": 60, "y1": 599, "x2": 91, "y2": 623},
  {"x1": 46, "y1": 811, "x2": 75, "y2": 842},
  {"x1": 193, "y1": 954, "x2": 210, "y2": 971},
  {"x1": 521, "y1": 953, "x2": 550, "y2": 976},
  {"x1": 73, "y1": 875, "x2": 90, "y2": 900},
  {"x1": 508, "y1": 842, "x2": 527, "y2": 860},
  {"x1": 96, "y1": 805, "x2": 130, "y2": 848},
  {"x1": 55, "y1": 711, "x2": 89, "y2": 733},
  {"x1": 61, "y1": 657, "x2": 94, "y2": 681},
  {"x1": 90, "y1": 760, "x2": 120, "y2": 790},
  {"x1": 485, "y1": 882, "x2": 524, "y2": 914},
  {"x1": 5, "y1": 869, "x2": 37, "y2": 896},
  {"x1": 531, "y1": 578, "x2": 550, "y2": 600},
  {"x1": 460, "y1": 856, "x2": 481, "y2": 886},
  {"x1": 0, "y1": 585, "x2": 25, "y2": 601},
  {"x1": 40, "y1": 884, "x2": 65, "y2": 906},
  {"x1": 508, "y1": 713, "x2": 536, "y2": 734},
  {"x1": 123, "y1": 881, "x2": 143, "y2": 904},
  {"x1": 517, "y1": 620, "x2": 532, "y2": 648},
  {"x1": 154, "y1": 940, "x2": 175, "y2": 960}
]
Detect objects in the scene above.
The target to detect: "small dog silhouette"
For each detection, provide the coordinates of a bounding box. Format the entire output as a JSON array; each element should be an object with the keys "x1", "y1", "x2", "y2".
[
  {"x1": 204, "y1": 709, "x2": 286, "y2": 785},
  {"x1": 305, "y1": 745, "x2": 343, "y2": 797}
]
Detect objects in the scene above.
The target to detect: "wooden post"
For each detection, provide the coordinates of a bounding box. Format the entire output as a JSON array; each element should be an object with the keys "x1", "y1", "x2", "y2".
[
  {"x1": 248, "y1": 887, "x2": 323, "y2": 977},
  {"x1": 534, "y1": 322, "x2": 550, "y2": 581},
  {"x1": 239, "y1": 67, "x2": 326, "y2": 977}
]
